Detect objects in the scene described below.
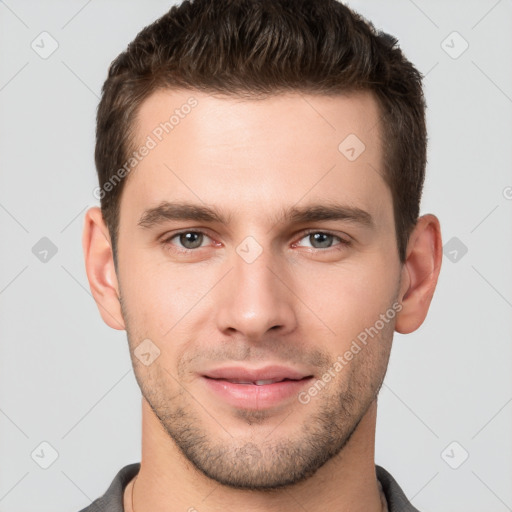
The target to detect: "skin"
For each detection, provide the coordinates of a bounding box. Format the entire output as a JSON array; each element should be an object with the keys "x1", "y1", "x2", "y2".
[{"x1": 82, "y1": 89, "x2": 442, "y2": 512}]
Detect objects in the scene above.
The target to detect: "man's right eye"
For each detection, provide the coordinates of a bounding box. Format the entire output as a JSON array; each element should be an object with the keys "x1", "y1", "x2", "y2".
[{"x1": 161, "y1": 230, "x2": 213, "y2": 251}]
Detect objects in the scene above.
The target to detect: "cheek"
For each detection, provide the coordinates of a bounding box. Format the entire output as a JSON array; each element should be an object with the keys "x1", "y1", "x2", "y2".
[
  {"x1": 293, "y1": 256, "x2": 399, "y2": 344},
  {"x1": 121, "y1": 260, "x2": 223, "y2": 370}
]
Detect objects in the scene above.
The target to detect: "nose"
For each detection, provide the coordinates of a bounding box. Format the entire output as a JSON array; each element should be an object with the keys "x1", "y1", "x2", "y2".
[{"x1": 215, "y1": 246, "x2": 298, "y2": 341}]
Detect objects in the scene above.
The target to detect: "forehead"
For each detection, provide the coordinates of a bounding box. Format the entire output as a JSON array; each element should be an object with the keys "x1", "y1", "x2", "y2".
[
  {"x1": 134, "y1": 88, "x2": 382, "y2": 153},
  {"x1": 119, "y1": 88, "x2": 389, "y2": 229}
]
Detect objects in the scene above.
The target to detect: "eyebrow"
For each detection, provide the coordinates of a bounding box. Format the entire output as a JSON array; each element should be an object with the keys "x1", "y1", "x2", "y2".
[{"x1": 137, "y1": 200, "x2": 374, "y2": 230}]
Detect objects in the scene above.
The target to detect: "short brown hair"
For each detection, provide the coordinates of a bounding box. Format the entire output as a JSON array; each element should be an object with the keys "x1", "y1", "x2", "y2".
[{"x1": 95, "y1": 0, "x2": 426, "y2": 266}]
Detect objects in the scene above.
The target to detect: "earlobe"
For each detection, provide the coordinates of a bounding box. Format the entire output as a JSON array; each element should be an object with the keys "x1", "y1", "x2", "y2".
[
  {"x1": 395, "y1": 214, "x2": 443, "y2": 334},
  {"x1": 82, "y1": 206, "x2": 126, "y2": 331}
]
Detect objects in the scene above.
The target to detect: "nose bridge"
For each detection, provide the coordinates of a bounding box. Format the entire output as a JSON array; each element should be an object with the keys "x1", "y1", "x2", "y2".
[{"x1": 215, "y1": 239, "x2": 297, "y2": 338}]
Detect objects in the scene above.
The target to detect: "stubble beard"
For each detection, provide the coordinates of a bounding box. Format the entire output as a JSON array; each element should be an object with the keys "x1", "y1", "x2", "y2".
[{"x1": 128, "y1": 336, "x2": 392, "y2": 491}]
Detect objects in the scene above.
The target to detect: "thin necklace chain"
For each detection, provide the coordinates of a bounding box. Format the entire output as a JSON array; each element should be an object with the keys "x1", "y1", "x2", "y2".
[{"x1": 131, "y1": 475, "x2": 137, "y2": 512}]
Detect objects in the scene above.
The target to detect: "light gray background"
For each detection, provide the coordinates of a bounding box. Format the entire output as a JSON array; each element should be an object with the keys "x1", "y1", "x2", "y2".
[{"x1": 0, "y1": 1, "x2": 511, "y2": 511}]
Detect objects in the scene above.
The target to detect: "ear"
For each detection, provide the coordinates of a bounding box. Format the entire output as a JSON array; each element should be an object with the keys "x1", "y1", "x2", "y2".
[
  {"x1": 395, "y1": 214, "x2": 442, "y2": 334},
  {"x1": 82, "y1": 206, "x2": 125, "y2": 331}
]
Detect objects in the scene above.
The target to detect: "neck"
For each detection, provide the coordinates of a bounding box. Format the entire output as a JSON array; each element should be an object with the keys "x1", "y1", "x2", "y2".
[{"x1": 126, "y1": 399, "x2": 382, "y2": 512}]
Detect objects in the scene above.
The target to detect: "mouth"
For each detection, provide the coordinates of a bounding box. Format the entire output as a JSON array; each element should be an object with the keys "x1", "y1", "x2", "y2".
[
  {"x1": 204, "y1": 377, "x2": 309, "y2": 385},
  {"x1": 202, "y1": 364, "x2": 313, "y2": 382},
  {"x1": 201, "y1": 366, "x2": 314, "y2": 410}
]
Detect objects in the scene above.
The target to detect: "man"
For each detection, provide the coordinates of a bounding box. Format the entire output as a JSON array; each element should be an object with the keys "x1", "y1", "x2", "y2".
[{"x1": 81, "y1": 0, "x2": 442, "y2": 510}]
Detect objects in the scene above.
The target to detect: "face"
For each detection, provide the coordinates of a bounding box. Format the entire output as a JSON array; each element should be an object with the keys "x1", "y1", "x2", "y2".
[{"x1": 116, "y1": 89, "x2": 402, "y2": 489}]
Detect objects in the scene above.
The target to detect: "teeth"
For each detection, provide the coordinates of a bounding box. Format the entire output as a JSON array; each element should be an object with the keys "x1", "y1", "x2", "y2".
[{"x1": 226, "y1": 379, "x2": 282, "y2": 385}]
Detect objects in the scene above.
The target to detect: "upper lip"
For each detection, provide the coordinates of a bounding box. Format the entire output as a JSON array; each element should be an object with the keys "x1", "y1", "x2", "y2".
[{"x1": 203, "y1": 365, "x2": 312, "y2": 382}]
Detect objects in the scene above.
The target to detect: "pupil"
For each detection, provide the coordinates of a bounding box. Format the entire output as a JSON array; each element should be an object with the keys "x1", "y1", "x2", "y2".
[
  {"x1": 181, "y1": 232, "x2": 202, "y2": 249},
  {"x1": 312, "y1": 233, "x2": 331, "y2": 248}
]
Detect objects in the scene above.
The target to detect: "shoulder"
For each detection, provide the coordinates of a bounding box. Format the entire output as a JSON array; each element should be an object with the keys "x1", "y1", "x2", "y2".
[
  {"x1": 376, "y1": 465, "x2": 421, "y2": 512},
  {"x1": 77, "y1": 463, "x2": 141, "y2": 512}
]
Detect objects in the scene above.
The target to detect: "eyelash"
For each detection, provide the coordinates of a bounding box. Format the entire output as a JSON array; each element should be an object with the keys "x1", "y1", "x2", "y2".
[{"x1": 160, "y1": 229, "x2": 351, "y2": 253}]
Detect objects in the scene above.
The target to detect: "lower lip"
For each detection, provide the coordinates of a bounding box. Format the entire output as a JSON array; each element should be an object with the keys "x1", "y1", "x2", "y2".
[{"x1": 202, "y1": 376, "x2": 313, "y2": 410}]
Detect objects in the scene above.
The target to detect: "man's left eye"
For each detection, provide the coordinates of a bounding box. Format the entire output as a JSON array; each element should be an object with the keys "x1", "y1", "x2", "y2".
[{"x1": 295, "y1": 231, "x2": 350, "y2": 250}]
